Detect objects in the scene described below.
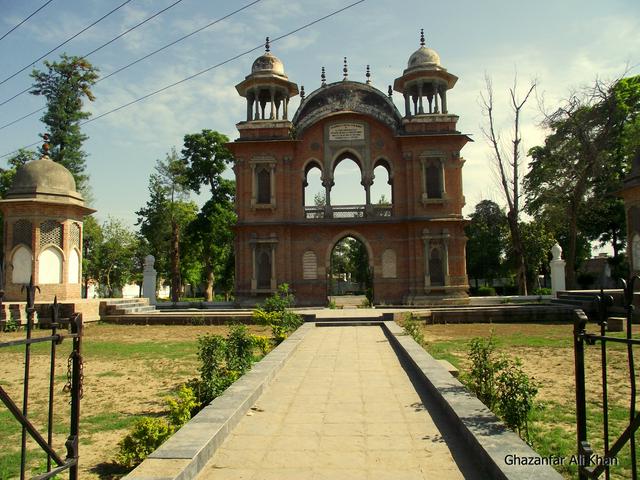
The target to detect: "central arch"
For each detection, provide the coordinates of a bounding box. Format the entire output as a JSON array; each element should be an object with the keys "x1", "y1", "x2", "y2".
[{"x1": 325, "y1": 231, "x2": 373, "y2": 299}]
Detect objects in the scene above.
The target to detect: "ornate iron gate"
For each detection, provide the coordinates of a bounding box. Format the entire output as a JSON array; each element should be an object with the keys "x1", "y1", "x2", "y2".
[
  {"x1": 0, "y1": 278, "x2": 83, "y2": 480},
  {"x1": 574, "y1": 276, "x2": 639, "y2": 480}
]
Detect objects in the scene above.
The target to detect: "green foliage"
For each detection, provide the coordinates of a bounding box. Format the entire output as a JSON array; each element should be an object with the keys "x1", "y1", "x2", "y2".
[
  {"x1": 166, "y1": 385, "x2": 198, "y2": 429},
  {"x1": 116, "y1": 417, "x2": 172, "y2": 468},
  {"x1": 477, "y1": 286, "x2": 496, "y2": 296},
  {"x1": 189, "y1": 325, "x2": 256, "y2": 406},
  {"x1": 465, "y1": 200, "x2": 509, "y2": 286},
  {"x1": 465, "y1": 333, "x2": 506, "y2": 410},
  {"x1": 495, "y1": 358, "x2": 539, "y2": 441},
  {"x1": 2, "y1": 317, "x2": 20, "y2": 332},
  {"x1": 403, "y1": 314, "x2": 425, "y2": 346},
  {"x1": 30, "y1": 54, "x2": 98, "y2": 191},
  {"x1": 251, "y1": 335, "x2": 272, "y2": 356},
  {"x1": 181, "y1": 129, "x2": 234, "y2": 196},
  {"x1": 533, "y1": 287, "x2": 552, "y2": 295},
  {"x1": 327, "y1": 299, "x2": 337, "y2": 309},
  {"x1": 330, "y1": 237, "x2": 371, "y2": 291},
  {"x1": 253, "y1": 284, "x2": 303, "y2": 344}
]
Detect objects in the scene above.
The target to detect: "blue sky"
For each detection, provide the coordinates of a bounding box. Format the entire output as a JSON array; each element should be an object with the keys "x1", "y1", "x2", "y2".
[{"x1": 0, "y1": 0, "x2": 638, "y2": 241}]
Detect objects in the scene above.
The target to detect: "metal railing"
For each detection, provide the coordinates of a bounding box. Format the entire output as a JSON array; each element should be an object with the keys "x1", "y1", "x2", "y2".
[
  {"x1": 0, "y1": 277, "x2": 83, "y2": 480},
  {"x1": 574, "y1": 276, "x2": 639, "y2": 479},
  {"x1": 304, "y1": 204, "x2": 392, "y2": 219}
]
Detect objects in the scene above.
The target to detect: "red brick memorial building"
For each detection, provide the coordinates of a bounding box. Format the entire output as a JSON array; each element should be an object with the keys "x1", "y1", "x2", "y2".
[{"x1": 228, "y1": 32, "x2": 471, "y2": 306}]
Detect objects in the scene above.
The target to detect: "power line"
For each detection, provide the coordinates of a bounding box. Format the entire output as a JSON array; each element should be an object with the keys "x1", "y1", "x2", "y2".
[
  {"x1": 0, "y1": 0, "x2": 56, "y2": 42},
  {"x1": 0, "y1": 0, "x2": 366, "y2": 159},
  {"x1": 0, "y1": 0, "x2": 134, "y2": 87},
  {"x1": 0, "y1": 0, "x2": 263, "y2": 118}
]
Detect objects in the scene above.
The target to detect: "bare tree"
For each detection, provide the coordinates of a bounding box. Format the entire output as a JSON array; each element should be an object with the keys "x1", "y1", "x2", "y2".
[{"x1": 480, "y1": 75, "x2": 536, "y2": 295}]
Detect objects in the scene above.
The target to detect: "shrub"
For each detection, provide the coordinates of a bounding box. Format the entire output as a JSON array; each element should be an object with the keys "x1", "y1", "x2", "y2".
[
  {"x1": 2, "y1": 317, "x2": 20, "y2": 332},
  {"x1": 403, "y1": 314, "x2": 425, "y2": 346},
  {"x1": 532, "y1": 287, "x2": 551, "y2": 295},
  {"x1": 327, "y1": 299, "x2": 337, "y2": 309},
  {"x1": 226, "y1": 324, "x2": 254, "y2": 374},
  {"x1": 495, "y1": 358, "x2": 539, "y2": 441},
  {"x1": 477, "y1": 286, "x2": 497, "y2": 296},
  {"x1": 251, "y1": 335, "x2": 272, "y2": 356},
  {"x1": 465, "y1": 333, "x2": 505, "y2": 410},
  {"x1": 166, "y1": 385, "x2": 198, "y2": 429},
  {"x1": 254, "y1": 284, "x2": 302, "y2": 344},
  {"x1": 116, "y1": 417, "x2": 173, "y2": 468}
]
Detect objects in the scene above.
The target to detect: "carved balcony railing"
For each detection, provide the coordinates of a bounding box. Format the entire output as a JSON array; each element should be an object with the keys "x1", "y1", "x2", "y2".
[{"x1": 304, "y1": 204, "x2": 392, "y2": 220}]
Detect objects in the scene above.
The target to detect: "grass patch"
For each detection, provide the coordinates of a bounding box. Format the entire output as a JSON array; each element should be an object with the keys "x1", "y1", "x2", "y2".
[{"x1": 84, "y1": 412, "x2": 141, "y2": 434}]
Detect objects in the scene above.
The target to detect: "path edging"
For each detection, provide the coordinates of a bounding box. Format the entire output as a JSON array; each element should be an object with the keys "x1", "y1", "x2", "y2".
[
  {"x1": 123, "y1": 322, "x2": 314, "y2": 480},
  {"x1": 381, "y1": 320, "x2": 563, "y2": 480}
]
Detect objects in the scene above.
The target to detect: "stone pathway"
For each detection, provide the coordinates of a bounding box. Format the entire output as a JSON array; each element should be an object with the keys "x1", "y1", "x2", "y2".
[{"x1": 196, "y1": 326, "x2": 471, "y2": 479}]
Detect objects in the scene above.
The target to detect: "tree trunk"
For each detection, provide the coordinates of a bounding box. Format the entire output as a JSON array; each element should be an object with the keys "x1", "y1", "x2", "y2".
[
  {"x1": 171, "y1": 219, "x2": 181, "y2": 303},
  {"x1": 507, "y1": 211, "x2": 528, "y2": 295},
  {"x1": 204, "y1": 264, "x2": 214, "y2": 302}
]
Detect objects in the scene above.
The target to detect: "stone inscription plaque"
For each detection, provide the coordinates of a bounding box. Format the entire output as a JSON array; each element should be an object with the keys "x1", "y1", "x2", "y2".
[{"x1": 329, "y1": 123, "x2": 364, "y2": 141}]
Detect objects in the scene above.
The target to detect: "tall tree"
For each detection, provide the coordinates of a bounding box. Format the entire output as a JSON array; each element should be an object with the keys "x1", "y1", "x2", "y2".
[
  {"x1": 465, "y1": 200, "x2": 508, "y2": 288},
  {"x1": 136, "y1": 149, "x2": 196, "y2": 301},
  {"x1": 30, "y1": 54, "x2": 98, "y2": 190},
  {"x1": 480, "y1": 75, "x2": 536, "y2": 295},
  {"x1": 524, "y1": 76, "x2": 640, "y2": 287},
  {"x1": 82, "y1": 215, "x2": 103, "y2": 297},
  {"x1": 181, "y1": 129, "x2": 236, "y2": 300}
]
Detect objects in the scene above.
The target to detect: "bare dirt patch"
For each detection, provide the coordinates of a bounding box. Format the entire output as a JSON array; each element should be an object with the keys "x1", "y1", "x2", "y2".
[{"x1": 0, "y1": 323, "x2": 270, "y2": 479}]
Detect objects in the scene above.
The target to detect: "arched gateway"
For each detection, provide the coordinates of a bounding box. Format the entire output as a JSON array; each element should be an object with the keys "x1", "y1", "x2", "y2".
[{"x1": 229, "y1": 32, "x2": 470, "y2": 306}]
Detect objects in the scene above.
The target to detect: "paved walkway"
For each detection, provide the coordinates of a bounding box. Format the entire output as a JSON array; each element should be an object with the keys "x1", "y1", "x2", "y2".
[{"x1": 196, "y1": 326, "x2": 470, "y2": 480}]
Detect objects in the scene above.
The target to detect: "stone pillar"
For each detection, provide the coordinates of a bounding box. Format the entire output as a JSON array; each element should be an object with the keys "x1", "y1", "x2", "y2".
[
  {"x1": 269, "y1": 88, "x2": 275, "y2": 119},
  {"x1": 404, "y1": 93, "x2": 410, "y2": 117},
  {"x1": 417, "y1": 83, "x2": 424, "y2": 114},
  {"x1": 550, "y1": 243, "x2": 566, "y2": 298},
  {"x1": 142, "y1": 255, "x2": 157, "y2": 305},
  {"x1": 434, "y1": 86, "x2": 440, "y2": 113},
  {"x1": 254, "y1": 94, "x2": 260, "y2": 120},
  {"x1": 441, "y1": 87, "x2": 448, "y2": 114},
  {"x1": 283, "y1": 97, "x2": 289, "y2": 120}
]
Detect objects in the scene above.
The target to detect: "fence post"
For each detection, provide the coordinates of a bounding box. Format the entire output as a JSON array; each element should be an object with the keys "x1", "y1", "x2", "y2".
[
  {"x1": 66, "y1": 313, "x2": 83, "y2": 480},
  {"x1": 574, "y1": 309, "x2": 589, "y2": 480}
]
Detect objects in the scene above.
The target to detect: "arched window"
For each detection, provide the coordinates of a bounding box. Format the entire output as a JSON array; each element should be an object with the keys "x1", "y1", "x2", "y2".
[
  {"x1": 371, "y1": 162, "x2": 392, "y2": 205},
  {"x1": 68, "y1": 248, "x2": 80, "y2": 284},
  {"x1": 12, "y1": 245, "x2": 32, "y2": 284},
  {"x1": 257, "y1": 167, "x2": 271, "y2": 204},
  {"x1": 38, "y1": 247, "x2": 63, "y2": 284},
  {"x1": 426, "y1": 163, "x2": 442, "y2": 199},
  {"x1": 257, "y1": 250, "x2": 271, "y2": 289},
  {"x1": 429, "y1": 248, "x2": 444, "y2": 286},
  {"x1": 332, "y1": 155, "x2": 365, "y2": 216}
]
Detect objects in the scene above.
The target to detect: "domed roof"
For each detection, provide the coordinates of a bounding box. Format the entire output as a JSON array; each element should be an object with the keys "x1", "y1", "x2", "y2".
[
  {"x1": 251, "y1": 52, "x2": 285, "y2": 76},
  {"x1": 408, "y1": 45, "x2": 441, "y2": 69},
  {"x1": 11, "y1": 156, "x2": 76, "y2": 193}
]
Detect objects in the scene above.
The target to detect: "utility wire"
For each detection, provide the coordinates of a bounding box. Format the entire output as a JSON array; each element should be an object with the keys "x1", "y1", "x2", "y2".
[
  {"x1": 0, "y1": 0, "x2": 134, "y2": 87},
  {"x1": 0, "y1": 0, "x2": 263, "y2": 120},
  {"x1": 0, "y1": 0, "x2": 56, "y2": 42},
  {"x1": 0, "y1": 0, "x2": 365, "y2": 159}
]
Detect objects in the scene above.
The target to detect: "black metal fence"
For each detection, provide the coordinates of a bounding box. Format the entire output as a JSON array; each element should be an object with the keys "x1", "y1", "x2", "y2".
[
  {"x1": 0, "y1": 278, "x2": 83, "y2": 480},
  {"x1": 574, "y1": 276, "x2": 639, "y2": 480}
]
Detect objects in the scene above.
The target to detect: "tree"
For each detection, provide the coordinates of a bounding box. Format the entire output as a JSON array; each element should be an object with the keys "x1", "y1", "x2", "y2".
[
  {"x1": 186, "y1": 197, "x2": 236, "y2": 301},
  {"x1": 82, "y1": 215, "x2": 103, "y2": 297},
  {"x1": 181, "y1": 130, "x2": 234, "y2": 196},
  {"x1": 136, "y1": 150, "x2": 196, "y2": 301},
  {"x1": 30, "y1": 54, "x2": 98, "y2": 191},
  {"x1": 517, "y1": 219, "x2": 556, "y2": 293},
  {"x1": 98, "y1": 218, "x2": 138, "y2": 297},
  {"x1": 524, "y1": 75, "x2": 640, "y2": 287},
  {"x1": 465, "y1": 200, "x2": 509, "y2": 288},
  {"x1": 480, "y1": 75, "x2": 536, "y2": 295},
  {"x1": 181, "y1": 129, "x2": 236, "y2": 300}
]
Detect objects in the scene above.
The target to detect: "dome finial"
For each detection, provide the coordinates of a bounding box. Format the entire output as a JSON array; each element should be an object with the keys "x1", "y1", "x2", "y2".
[
  {"x1": 42, "y1": 133, "x2": 50, "y2": 157},
  {"x1": 321, "y1": 66, "x2": 326, "y2": 87},
  {"x1": 366, "y1": 65, "x2": 371, "y2": 85},
  {"x1": 343, "y1": 57, "x2": 348, "y2": 81},
  {"x1": 265, "y1": 36, "x2": 270, "y2": 52},
  {"x1": 300, "y1": 85, "x2": 305, "y2": 100},
  {"x1": 388, "y1": 85, "x2": 393, "y2": 98},
  {"x1": 420, "y1": 28, "x2": 425, "y2": 47}
]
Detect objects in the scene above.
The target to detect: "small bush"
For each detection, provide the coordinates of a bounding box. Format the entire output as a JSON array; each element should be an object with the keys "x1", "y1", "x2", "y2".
[
  {"x1": 251, "y1": 335, "x2": 272, "y2": 356},
  {"x1": 254, "y1": 284, "x2": 302, "y2": 344},
  {"x1": 532, "y1": 287, "x2": 551, "y2": 295},
  {"x1": 116, "y1": 417, "x2": 173, "y2": 468},
  {"x1": 477, "y1": 286, "x2": 497, "y2": 296},
  {"x1": 2, "y1": 317, "x2": 20, "y2": 332},
  {"x1": 166, "y1": 385, "x2": 198, "y2": 429},
  {"x1": 327, "y1": 299, "x2": 337, "y2": 309},
  {"x1": 403, "y1": 314, "x2": 425, "y2": 346},
  {"x1": 465, "y1": 333, "x2": 505, "y2": 410},
  {"x1": 226, "y1": 324, "x2": 254, "y2": 373},
  {"x1": 496, "y1": 358, "x2": 539, "y2": 441}
]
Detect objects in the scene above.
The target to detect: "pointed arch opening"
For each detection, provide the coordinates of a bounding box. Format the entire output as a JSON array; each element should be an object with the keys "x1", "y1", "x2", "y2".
[
  {"x1": 11, "y1": 245, "x2": 32, "y2": 284},
  {"x1": 303, "y1": 160, "x2": 324, "y2": 218},
  {"x1": 331, "y1": 152, "x2": 365, "y2": 217},
  {"x1": 38, "y1": 246, "x2": 63, "y2": 284}
]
